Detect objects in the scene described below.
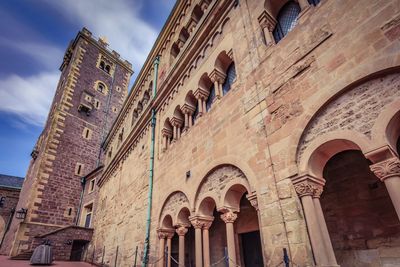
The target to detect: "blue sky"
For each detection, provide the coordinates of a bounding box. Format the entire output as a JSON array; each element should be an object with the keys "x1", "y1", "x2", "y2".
[{"x1": 0, "y1": 0, "x2": 175, "y2": 177}]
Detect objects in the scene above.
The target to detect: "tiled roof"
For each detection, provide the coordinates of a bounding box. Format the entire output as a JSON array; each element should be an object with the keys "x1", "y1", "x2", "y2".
[{"x1": 0, "y1": 174, "x2": 24, "y2": 189}]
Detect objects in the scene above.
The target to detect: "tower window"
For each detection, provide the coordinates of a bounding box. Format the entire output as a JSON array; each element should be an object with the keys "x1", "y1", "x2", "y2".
[
  {"x1": 222, "y1": 63, "x2": 237, "y2": 95},
  {"x1": 89, "y1": 179, "x2": 95, "y2": 192},
  {"x1": 206, "y1": 85, "x2": 216, "y2": 112},
  {"x1": 75, "y1": 163, "x2": 84, "y2": 176},
  {"x1": 94, "y1": 99, "x2": 101, "y2": 109},
  {"x1": 99, "y1": 61, "x2": 106, "y2": 70},
  {"x1": 97, "y1": 82, "x2": 106, "y2": 93},
  {"x1": 83, "y1": 127, "x2": 92, "y2": 140}
]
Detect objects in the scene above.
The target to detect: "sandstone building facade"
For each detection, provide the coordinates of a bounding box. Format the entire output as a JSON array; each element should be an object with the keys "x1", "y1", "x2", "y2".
[
  {"x1": 89, "y1": 0, "x2": 400, "y2": 266},
  {"x1": 1, "y1": 28, "x2": 132, "y2": 260}
]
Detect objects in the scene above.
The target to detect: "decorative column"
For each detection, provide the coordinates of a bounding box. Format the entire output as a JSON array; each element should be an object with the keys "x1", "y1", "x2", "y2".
[
  {"x1": 190, "y1": 217, "x2": 203, "y2": 267},
  {"x1": 194, "y1": 87, "x2": 209, "y2": 118},
  {"x1": 181, "y1": 104, "x2": 196, "y2": 131},
  {"x1": 161, "y1": 128, "x2": 172, "y2": 151},
  {"x1": 221, "y1": 211, "x2": 238, "y2": 266},
  {"x1": 210, "y1": 69, "x2": 226, "y2": 99},
  {"x1": 258, "y1": 11, "x2": 277, "y2": 46},
  {"x1": 166, "y1": 231, "x2": 175, "y2": 267},
  {"x1": 202, "y1": 218, "x2": 214, "y2": 267},
  {"x1": 170, "y1": 117, "x2": 183, "y2": 141},
  {"x1": 313, "y1": 186, "x2": 338, "y2": 266},
  {"x1": 157, "y1": 229, "x2": 167, "y2": 267},
  {"x1": 293, "y1": 175, "x2": 328, "y2": 266},
  {"x1": 370, "y1": 157, "x2": 400, "y2": 220},
  {"x1": 176, "y1": 226, "x2": 188, "y2": 267}
]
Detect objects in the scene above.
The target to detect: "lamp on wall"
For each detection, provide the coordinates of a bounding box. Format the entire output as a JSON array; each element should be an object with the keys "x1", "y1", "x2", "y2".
[{"x1": 15, "y1": 208, "x2": 28, "y2": 220}]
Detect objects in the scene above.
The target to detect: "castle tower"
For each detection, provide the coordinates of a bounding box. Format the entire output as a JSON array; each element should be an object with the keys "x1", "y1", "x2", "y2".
[{"x1": 0, "y1": 28, "x2": 132, "y2": 258}]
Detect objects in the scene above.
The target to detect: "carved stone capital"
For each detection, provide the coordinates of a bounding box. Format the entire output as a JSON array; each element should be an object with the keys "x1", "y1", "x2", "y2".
[
  {"x1": 209, "y1": 69, "x2": 226, "y2": 84},
  {"x1": 157, "y1": 228, "x2": 175, "y2": 239},
  {"x1": 258, "y1": 10, "x2": 277, "y2": 31},
  {"x1": 292, "y1": 174, "x2": 325, "y2": 198},
  {"x1": 193, "y1": 87, "x2": 209, "y2": 100},
  {"x1": 181, "y1": 103, "x2": 196, "y2": 115},
  {"x1": 370, "y1": 157, "x2": 400, "y2": 182},
  {"x1": 161, "y1": 128, "x2": 172, "y2": 138},
  {"x1": 170, "y1": 117, "x2": 183, "y2": 128},
  {"x1": 175, "y1": 226, "x2": 188, "y2": 236},
  {"x1": 220, "y1": 211, "x2": 237, "y2": 224},
  {"x1": 189, "y1": 215, "x2": 214, "y2": 229},
  {"x1": 246, "y1": 192, "x2": 258, "y2": 211}
]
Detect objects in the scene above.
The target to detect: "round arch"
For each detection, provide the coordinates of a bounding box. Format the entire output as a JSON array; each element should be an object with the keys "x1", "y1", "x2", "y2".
[
  {"x1": 298, "y1": 130, "x2": 372, "y2": 178},
  {"x1": 287, "y1": 66, "x2": 400, "y2": 173},
  {"x1": 158, "y1": 191, "x2": 191, "y2": 228}
]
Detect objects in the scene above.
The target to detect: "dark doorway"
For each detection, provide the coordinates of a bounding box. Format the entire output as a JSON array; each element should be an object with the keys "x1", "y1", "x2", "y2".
[
  {"x1": 240, "y1": 231, "x2": 263, "y2": 267},
  {"x1": 70, "y1": 240, "x2": 88, "y2": 261}
]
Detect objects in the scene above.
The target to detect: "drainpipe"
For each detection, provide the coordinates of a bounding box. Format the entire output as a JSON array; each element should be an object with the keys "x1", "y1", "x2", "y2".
[
  {"x1": 142, "y1": 55, "x2": 160, "y2": 267},
  {"x1": 75, "y1": 176, "x2": 86, "y2": 226}
]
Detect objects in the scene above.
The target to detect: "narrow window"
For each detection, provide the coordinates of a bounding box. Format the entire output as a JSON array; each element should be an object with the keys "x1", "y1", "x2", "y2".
[
  {"x1": 97, "y1": 83, "x2": 105, "y2": 93},
  {"x1": 85, "y1": 129, "x2": 89, "y2": 139},
  {"x1": 206, "y1": 85, "x2": 215, "y2": 112},
  {"x1": 222, "y1": 63, "x2": 237, "y2": 95},
  {"x1": 68, "y1": 208, "x2": 72, "y2": 216},
  {"x1": 99, "y1": 61, "x2": 105, "y2": 70},
  {"x1": 89, "y1": 179, "x2": 95, "y2": 192},
  {"x1": 273, "y1": 1, "x2": 301, "y2": 43},
  {"x1": 77, "y1": 165, "x2": 81, "y2": 175},
  {"x1": 75, "y1": 163, "x2": 84, "y2": 175},
  {"x1": 192, "y1": 103, "x2": 199, "y2": 125},
  {"x1": 95, "y1": 100, "x2": 100, "y2": 109},
  {"x1": 105, "y1": 65, "x2": 111, "y2": 74}
]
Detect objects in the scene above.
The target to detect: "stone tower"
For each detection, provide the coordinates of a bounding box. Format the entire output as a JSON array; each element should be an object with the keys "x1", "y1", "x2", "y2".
[{"x1": 1, "y1": 28, "x2": 132, "y2": 257}]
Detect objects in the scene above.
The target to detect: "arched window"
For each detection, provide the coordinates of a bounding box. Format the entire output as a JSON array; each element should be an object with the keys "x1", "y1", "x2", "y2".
[
  {"x1": 105, "y1": 65, "x2": 111, "y2": 74},
  {"x1": 99, "y1": 61, "x2": 105, "y2": 70},
  {"x1": 206, "y1": 85, "x2": 215, "y2": 112},
  {"x1": 97, "y1": 82, "x2": 105, "y2": 93},
  {"x1": 222, "y1": 63, "x2": 236, "y2": 95},
  {"x1": 273, "y1": 1, "x2": 301, "y2": 43}
]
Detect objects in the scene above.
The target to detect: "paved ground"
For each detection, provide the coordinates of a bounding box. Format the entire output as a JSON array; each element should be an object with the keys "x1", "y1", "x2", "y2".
[{"x1": 0, "y1": 256, "x2": 94, "y2": 266}]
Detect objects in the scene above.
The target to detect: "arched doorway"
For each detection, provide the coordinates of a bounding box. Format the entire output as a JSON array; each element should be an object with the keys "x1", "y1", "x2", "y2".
[{"x1": 321, "y1": 150, "x2": 400, "y2": 266}]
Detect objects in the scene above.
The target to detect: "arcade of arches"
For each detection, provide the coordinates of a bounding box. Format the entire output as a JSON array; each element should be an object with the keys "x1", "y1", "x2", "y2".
[
  {"x1": 158, "y1": 165, "x2": 263, "y2": 267},
  {"x1": 157, "y1": 71, "x2": 400, "y2": 267}
]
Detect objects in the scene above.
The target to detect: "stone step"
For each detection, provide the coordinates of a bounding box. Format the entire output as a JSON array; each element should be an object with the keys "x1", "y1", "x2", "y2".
[{"x1": 10, "y1": 250, "x2": 34, "y2": 260}]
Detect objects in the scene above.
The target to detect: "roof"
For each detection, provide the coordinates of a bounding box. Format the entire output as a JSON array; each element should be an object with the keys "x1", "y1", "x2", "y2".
[{"x1": 0, "y1": 174, "x2": 24, "y2": 189}]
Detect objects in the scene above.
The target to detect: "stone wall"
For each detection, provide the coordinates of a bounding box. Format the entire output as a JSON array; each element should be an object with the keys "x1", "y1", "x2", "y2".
[{"x1": 92, "y1": 0, "x2": 400, "y2": 266}]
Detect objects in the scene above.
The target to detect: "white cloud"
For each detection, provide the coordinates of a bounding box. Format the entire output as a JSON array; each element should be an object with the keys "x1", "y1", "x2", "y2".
[
  {"x1": 0, "y1": 37, "x2": 63, "y2": 70},
  {"x1": 0, "y1": 72, "x2": 58, "y2": 126},
  {"x1": 46, "y1": 0, "x2": 159, "y2": 77}
]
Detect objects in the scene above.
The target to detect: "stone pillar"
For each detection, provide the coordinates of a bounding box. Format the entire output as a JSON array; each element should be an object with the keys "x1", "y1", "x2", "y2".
[
  {"x1": 221, "y1": 211, "x2": 238, "y2": 266},
  {"x1": 157, "y1": 230, "x2": 167, "y2": 267},
  {"x1": 258, "y1": 11, "x2": 277, "y2": 46},
  {"x1": 210, "y1": 69, "x2": 226, "y2": 99},
  {"x1": 176, "y1": 226, "x2": 188, "y2": 267},
  {"x1": 184, "y1": 113, "x2": 189, "y2": 131},
  {"x1": 202, "y1": 220, "x2": 213, "y2": 267},
  {"x1": 293, "y1": 175, "x2": 329, "y2": 266},
  {"x1": 197, "y1": 97, "x2": 203, "y2": 116},
  {"x1": 172, "y1": 125, "x2": 177, "y2": 141},
  {"x1": 166, "y1": 232, "x2": 174, "y2": 267},
  {"x1": 161, "y1": 128, "x2": 172, "y2": 151},
  {"x1": 370, "y1": 157, "x2": 400, "y2": 220},
  {"x1": 313, "y1": 188, "x2": 338, "y2": 266},
  {"x1": 190, "y1": 218, "x2": 203, "y2": 267}
]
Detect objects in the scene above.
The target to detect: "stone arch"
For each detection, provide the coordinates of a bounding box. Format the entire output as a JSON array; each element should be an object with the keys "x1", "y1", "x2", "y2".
[
  {"x1": 194, "y1": 164, "x2": 250, "y2": 214},
  {"x1": 198, "y1": 72, "x2": 212, "y2": 94},
  {"x1": 159, "y1": 191, "x2": 190, "y2": 227},
  {"x1": 370, "y1": 99, "x2": 400, "y2": 153},
  {"x1": 286, "y1": 66, "x2": 400, "y2": 172},
  {"x1": 197, "y1": 196, "x2": 218, "y2": 216},
  {"x1": 298, "y1": 130, "x2": 372, "y2": 178},
  {"x1": 221, "y1": 182, "x2": 250, "y2": 212},
  {"x1": 214, "y1": 50, "x2": 233, "y2": 74},
  {"x1": 161, "y1": 214, "x2": 174, "y2": 229},
  {"x1": 293, "y1": 70, "x2": 400, "y2": 175},
  {"x1": 176, "y1": 207, "x2": 191, "y2": 226}
]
